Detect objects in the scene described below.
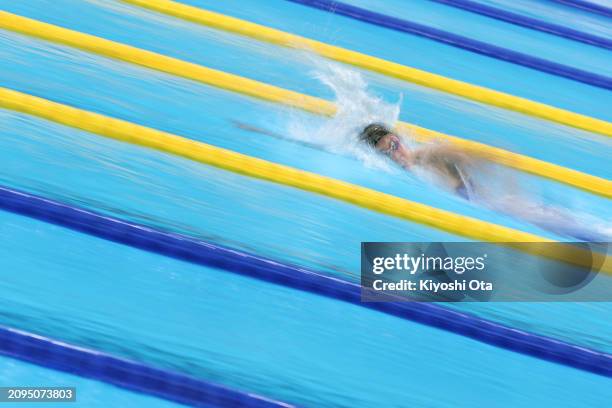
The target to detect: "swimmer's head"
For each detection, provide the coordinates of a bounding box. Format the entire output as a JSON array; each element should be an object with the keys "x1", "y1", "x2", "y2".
[
  {"x1": 359, "y1": 123, "x2": 392, "y2": 147},
  {"x1": 360, "y1": 123, "x2": 412, "y2": 166}
]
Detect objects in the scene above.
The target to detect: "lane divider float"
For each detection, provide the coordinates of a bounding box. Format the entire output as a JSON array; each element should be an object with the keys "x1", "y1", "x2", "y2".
[
  {"x1": 2, "y1": 87, "x2": 611, "y2": 274},
  {"x1": 118, "y1": 0, "x2": 612, "y2": 137},
  {"x1": 551, "y1": 0, "x2": 612, "y2": 18},
  {"x1": 286, "y1": 0, "x2": 612, "y2": 89},
  {"x1": 0, "y1": 87, "x2": 546, "y2": 243},
  {"x1": 0, "y1": 12, "x2": 609, "y2": 197},
  {"x1": 0, "y1": 325, "x2": 293, "y2": 407},
  {"x1": 427, "y1": 0, "x2": 612, "y2": 49}
]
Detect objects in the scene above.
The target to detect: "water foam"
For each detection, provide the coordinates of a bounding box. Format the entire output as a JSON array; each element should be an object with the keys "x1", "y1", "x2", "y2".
[{"x1": 287, "y1": 59, "x2": 404, "y2": 172}]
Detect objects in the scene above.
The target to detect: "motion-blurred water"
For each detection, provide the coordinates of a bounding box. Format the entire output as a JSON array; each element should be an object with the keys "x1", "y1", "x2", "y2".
[{"x1": 0, "y1": 0, "x2": 611, "y2": 407}]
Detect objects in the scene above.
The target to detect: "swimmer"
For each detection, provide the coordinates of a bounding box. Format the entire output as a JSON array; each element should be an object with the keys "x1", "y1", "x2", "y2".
[
  {"x1": 360, "y1": 123, "x2": 474, "y2": 198},
  {"x1": 360, "y1": 123, "x2": 612, "y2": 241}
]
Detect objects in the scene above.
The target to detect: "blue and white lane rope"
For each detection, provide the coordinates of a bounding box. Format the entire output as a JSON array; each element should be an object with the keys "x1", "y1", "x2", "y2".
[
  {"x1": 428, "y1": 0, "x2": 612, "y2": 49},
  {"x1": 0, "y1": 325, "x2": 295, "y2": 407},
  {"x1": 551, "y1": 0, "x2": 612, "y2": 18}
]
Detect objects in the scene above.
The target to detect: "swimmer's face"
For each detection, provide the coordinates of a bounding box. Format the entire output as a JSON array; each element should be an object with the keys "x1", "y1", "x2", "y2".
[{"x1": 375, "y1": 133, "x2": 410, "y2": 163}]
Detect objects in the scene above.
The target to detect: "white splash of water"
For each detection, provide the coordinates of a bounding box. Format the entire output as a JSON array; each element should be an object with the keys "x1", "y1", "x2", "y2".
[{"x1": 287, "y1": 59, "x2": 404, "y2": 172}]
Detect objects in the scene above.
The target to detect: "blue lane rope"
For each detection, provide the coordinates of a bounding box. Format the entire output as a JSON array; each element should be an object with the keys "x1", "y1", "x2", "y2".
[
  {"x1": 285, "y1": 0, "x2": 612, "y2": 90},
  {"x1": 428, "y1": 0, "x2": 612, "y2": 49},
  {"x1": 0, "y1": 325, "x2": 294, "y2": 407},
  {"x1": 551, "y1": 0, "x2": 612, "y2": 18},
  {"x1": 1, "y1": 185, "x2": 611, "y2": 378}
]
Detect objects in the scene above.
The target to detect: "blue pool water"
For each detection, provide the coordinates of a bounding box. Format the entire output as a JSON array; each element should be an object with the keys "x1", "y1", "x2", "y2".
[
  {"x1": 1, "y1": 210, "x2": 612, "y2": 407},
  {"x1": 1, "y1": 4, "x2": 611, "y2": 181},
  {"x1": 0, "y1": 0, "x2": 611, "y2": 406}
]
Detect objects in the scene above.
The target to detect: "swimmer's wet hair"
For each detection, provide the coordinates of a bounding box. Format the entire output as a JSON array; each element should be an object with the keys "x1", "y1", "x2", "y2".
[{"x1": 360, "y1": 123, "x2": 391, "y2": 147}]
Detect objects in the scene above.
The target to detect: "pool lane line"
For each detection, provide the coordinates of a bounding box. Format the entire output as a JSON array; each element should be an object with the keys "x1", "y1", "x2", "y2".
[
  {"x1": 0, "y1": 326, "x2": 294, "y2": 408},
  {"x1": 0, "y1": 17, "x2": 609, "y2": 199},
  {"x1": 1, "y1": 186, "x2": 611, "y2": 378},
  {"x1": 426, "y1": 0, "x2": 612, "y2": 49},
  {"x1": 3, "y1": 87, "x2": 612, "y2": 275},
  {"x1": 285, "y1": 0, "x2": 612, "y2": 89},
  {"x1": 550, "y1": 0, "x2": 612, "y2": 18},
  {"x1": 0, "y1": 87, "x2": 546, "y2": 244},
  {"x1": 117, "y1": 0, "x2": 612, "y2": 137}
]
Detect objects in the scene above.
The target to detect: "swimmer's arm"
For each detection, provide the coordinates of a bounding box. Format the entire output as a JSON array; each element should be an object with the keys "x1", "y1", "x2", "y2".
[
  {"x1": 232, "y1": 120, "x2": 281, "y2": 138},
  {"x1": 230, "y1": 120, "x2": 321, "y2": 150},
  {"x1": 413, "y1": 145, "x2": 471, "y2": 192}
]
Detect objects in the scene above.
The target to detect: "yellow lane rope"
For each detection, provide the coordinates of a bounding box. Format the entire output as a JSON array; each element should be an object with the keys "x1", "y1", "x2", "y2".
[
  {"x1": 121, "y1": 0, "x2": 612, "y2": 137},
  {"x1": 1, "y1": 12, "x2": 609, "y2": 198},
  {"x1": 1, "y1": 87, "x2": 609, "y2": 274}
]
